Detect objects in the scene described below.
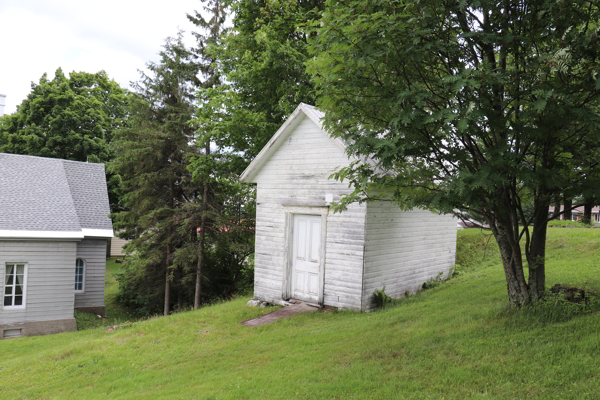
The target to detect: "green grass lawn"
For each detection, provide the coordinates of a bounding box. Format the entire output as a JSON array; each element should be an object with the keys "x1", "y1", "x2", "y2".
[
  {"x1": 74, "y1": 258, "x2": 133, "y2": 330},
  {"x1": 1, "y1": 229, "x2": 600, "y2": 399}
]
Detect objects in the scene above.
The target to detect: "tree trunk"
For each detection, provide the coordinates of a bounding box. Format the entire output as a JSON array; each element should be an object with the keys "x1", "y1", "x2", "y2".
[
  {"x1": 527, "y1": 205, "x2": 549, "y2": 302},
  {"x1": 177, "y1": 268, "x2": 183, "y2": 310},
  {"x1": 583, "y1": 200, "x2": 593, "y2": 225},
  {"x1": 563, "y1": 197, "x2": 572, "y2": 221},
  {"x1": 552, "y1": 196, "x2": 560, "y2": 219},
  {"x1": 194, "y1": 141, "x2": 210, "y2": 310},
  {"x1": 489, "y1": 215, "x2": 530, "y2": 307},
  {"x1": 164, "y1": 243, "x2": 171, "y2": 316}
]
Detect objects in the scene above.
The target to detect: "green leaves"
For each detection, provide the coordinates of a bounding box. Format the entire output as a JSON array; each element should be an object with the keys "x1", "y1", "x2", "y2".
[
  {"x1": 0, "y1": 68, "x2": 128, "y2": 162},
  {"x1": 309, "y1": 0, "x2": 600, "y2": 303}
]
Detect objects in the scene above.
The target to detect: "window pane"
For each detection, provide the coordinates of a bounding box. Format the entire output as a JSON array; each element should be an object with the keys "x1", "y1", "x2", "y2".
[
  {"x1": 15, "y1": 285, "x2": 23, "y2": 295},
  {"x1": 16, "y1": 274, "x2": 23, "y2": 285},
  {"x1": 5, "y1": 266, "x2": 13, "y2": 284},
  {"x1": 16, "y1": 264, "x2": 24, "y2": 274},
  {"x1": 4, "y1": 296, "x2": 11, "y2": 307},
  {"x1": 14, "y1": 296, "x2": 22, "y2": 306},
  {"x1": 5, "y1": 286, "x2": 12, "y2": 295}
]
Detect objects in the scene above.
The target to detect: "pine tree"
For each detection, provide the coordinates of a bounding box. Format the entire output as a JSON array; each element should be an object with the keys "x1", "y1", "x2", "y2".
[{"x1": 111, "y1": 33, "x2": 199, "y2": 316}]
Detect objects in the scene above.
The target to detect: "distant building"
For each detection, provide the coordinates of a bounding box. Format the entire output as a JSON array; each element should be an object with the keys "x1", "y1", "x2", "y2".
[{"x1": 549, "y1": 206, "x2": 600, "y2": 223}]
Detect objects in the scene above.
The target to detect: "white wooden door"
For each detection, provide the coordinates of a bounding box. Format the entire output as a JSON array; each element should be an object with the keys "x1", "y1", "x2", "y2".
[{"x1": 291, "y1": 214, "x2": 322, "y2": 303}]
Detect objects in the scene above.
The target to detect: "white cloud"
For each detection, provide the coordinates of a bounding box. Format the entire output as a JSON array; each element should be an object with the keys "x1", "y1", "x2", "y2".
[{"x1": 0, "y1": 0, "x2": 202, "y2": 114}]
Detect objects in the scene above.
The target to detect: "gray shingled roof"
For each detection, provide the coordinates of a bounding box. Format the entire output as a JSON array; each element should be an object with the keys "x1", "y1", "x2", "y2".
[{"x1": 0, "y1": 153, "x2": 113, "y2": 238}]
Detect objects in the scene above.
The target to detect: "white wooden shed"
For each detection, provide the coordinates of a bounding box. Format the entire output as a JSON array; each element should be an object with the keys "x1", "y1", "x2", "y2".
[{"x1": 240, "y1": 104, "x2": 457, "y2": 311}]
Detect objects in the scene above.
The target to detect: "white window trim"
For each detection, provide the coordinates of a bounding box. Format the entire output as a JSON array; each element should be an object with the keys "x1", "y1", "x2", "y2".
[
  {"x1": 75, "y1": 258, "x2": 86, "y2": 293},
  {"x1": 3, "y1": 262, "x2": 28, "y2": 310}
]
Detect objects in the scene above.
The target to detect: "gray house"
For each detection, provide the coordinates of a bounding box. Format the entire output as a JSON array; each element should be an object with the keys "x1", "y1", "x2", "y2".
[
  {"x1": 241, "y1": 104, "x2": 457, "y2": 311},
  {"x1": 0, "y1": 153, "x2": 113, "y2": 338}
]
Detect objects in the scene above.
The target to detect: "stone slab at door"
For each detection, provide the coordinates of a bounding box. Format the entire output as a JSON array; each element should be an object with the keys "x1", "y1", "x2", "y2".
[{"x1": 291, "y1": 214, "x2": 322, "y2": 303}]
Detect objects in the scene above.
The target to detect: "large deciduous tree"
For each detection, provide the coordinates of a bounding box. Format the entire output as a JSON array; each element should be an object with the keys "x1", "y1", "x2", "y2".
[
  {"x1": 309, "y1": 0, "x2": 600, "y2": 306},
  {"x1": 192, "y1": 0, "x2": 324, "y2": 161},
  {"x1": 0, "y1": 68, "x2": 129, "y2": 210},
  {"x1": 0, "y1": 68, "x2": 128, "y2": 162}
]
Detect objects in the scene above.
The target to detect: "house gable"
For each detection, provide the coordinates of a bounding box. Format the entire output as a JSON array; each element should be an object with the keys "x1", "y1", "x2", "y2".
[{"x1": 240, "y1": 103, "x2": 347, "y2": 184}]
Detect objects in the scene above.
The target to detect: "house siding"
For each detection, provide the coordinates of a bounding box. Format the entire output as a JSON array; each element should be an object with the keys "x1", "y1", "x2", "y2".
[
  {"x1": 0, "y1": 241, "x2": 76, "y2": 324},
  {"x1": 74, "y1": 239, "x2": 107, "y2": 309},
  {"x1": 110, "y1": 236, "x2": 129, "y2": 257},
  {"x1": 252, "y1": 116, "x2": 366, "y2": 310},
  {"x1": 362, "y1": 202, "x2": 457, "y2": 311}
]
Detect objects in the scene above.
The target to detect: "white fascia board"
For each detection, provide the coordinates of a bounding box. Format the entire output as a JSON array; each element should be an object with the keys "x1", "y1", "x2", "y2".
[
  {"x1": 81, "y1": 228, "x2": 114, "y2": 238},
  {"x1": 0, "y1": 230, "x2": 85, "y2": 239}
]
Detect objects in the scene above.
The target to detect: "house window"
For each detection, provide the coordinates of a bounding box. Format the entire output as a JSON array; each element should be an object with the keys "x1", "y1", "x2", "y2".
[
  {"x1": 75, "y1": 258, "x2": 85, "y2": 292},
  {"x1": 4, "y1": 263, "x2": 27, "y2": 308}
]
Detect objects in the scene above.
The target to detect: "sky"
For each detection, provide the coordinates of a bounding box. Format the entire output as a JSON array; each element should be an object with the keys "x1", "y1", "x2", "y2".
[{"x1": 0, "y1": 0, "x2": 203, "y2": 115}]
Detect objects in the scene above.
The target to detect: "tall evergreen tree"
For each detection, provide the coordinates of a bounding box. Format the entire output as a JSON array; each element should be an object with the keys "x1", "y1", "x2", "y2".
[
  {"x1": 187, "y1": 0, "x2": 229, "y2": 309},
  {"x1": 111, "y1": 34, "x2": 199, "y2": 316}
]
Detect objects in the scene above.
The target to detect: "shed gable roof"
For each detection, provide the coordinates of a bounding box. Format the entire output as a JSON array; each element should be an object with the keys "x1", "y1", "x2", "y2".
[
  {"x1": 240, "y1": 103, "x2": 347, "y2": 183},
  {"x1": 0, "y1": 153, "x2": 113, "y2": 239}
]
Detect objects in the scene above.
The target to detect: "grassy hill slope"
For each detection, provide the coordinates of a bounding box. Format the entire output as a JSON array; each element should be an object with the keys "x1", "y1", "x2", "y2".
[{"x1": 1, "y1": 229, "x2": 600, "y2": 400}]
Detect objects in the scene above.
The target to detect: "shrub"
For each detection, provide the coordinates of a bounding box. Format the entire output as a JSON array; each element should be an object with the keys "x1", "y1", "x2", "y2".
[
  {"x1": 548, "y1": 220, "x2": 589, "y2": 228},
  {"x1": 373, "y1": 287, "x2": 395, "y2": 309},
  {"x1": 519, "y1": 289, "x2": 600, "y2": 323}
]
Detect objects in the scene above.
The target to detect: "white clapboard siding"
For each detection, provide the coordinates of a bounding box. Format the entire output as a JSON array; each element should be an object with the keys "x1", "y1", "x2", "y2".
[
  {"x1": 252, "y1": 116, "x2": 366, "y2": 310},
  {"x1": 74, "y1": 239, "x2": 107, "y2": 309},
  {"x1": 0, "y1": 241, "x2": 76, "y2": 323},
  {"x1": 362, "y1": 202, "x2": 457, "y2": 310},
  {"x1": 110, "y1": 237, "x2": 129, "y2": 257}
]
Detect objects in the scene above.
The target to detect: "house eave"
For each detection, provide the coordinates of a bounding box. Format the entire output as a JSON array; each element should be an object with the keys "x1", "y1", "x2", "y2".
[
  {"x1": 82, "y1": 228, "x2": 114, "y2": 238},
  {"x1": 0, "y1": 230, "x2": 85, "y2": 240}
]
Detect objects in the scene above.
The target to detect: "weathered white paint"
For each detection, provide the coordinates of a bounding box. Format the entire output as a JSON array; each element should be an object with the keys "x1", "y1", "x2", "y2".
[
  {"x1": 362, "y1": 203, "x2": 457, "y2": 311},
  {"x1": 248, "y1": 115, "x2": 366, "y2": 310},
  {"x1": 242, "y1": 104, "x2": 457, "y2": 311},
  {"x1": 291, "y1": 214, "x2": 322, "y2": 303},
  {"x1": 74, "y1": 239, "x2": 107, "y2": 309},
  {"x1": 0, "y1": 241, "x2": 76, "y2": 323}
]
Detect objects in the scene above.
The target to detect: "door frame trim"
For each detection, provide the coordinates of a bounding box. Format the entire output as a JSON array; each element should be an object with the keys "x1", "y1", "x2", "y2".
[{"x1": 282, "y1": 206, "x2": 328, "y2": 305}]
